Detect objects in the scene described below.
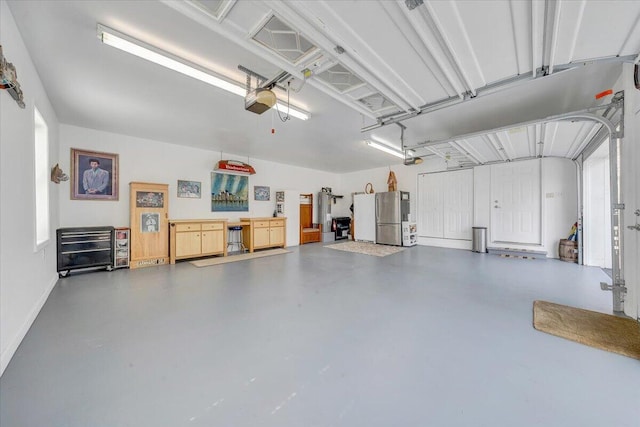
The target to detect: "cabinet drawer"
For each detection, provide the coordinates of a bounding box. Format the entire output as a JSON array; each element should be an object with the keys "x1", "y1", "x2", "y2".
[
  {"x1": 270, "y1": 220, "x2": 285, "y2": 227},
  {"x1": 253, "y1": 221, "x2": 270, "y2": 228},
  {"x1": 175, "y1": 223, "x2": 201, "y2": 232},
  {"x1": 202, "y1": 223, "x2": 224, "y2": 231}
]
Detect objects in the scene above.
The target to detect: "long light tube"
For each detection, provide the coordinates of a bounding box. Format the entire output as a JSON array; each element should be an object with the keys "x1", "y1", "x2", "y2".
[
  {"x1": 366, "y1": 140, "x2": 405, "y2": 159},
  {"x1": 97, "y1": 24, "x2": 310, "y2": 120}
]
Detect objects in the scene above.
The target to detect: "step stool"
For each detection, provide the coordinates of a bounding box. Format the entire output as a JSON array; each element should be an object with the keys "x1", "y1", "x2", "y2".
[{"x1": 227, "y1": 226, "x2": 247, "y2": 254}]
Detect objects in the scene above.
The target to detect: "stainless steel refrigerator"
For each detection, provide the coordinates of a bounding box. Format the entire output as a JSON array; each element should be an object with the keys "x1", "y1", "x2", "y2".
[{"x1": 375, "y1": 191, "x2": 410, "y2": 246}]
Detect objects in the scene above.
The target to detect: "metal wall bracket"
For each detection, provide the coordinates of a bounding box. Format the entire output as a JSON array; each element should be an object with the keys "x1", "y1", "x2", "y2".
[{"x1": 600, "y1": 280, "x2": 627, "y2": 313}]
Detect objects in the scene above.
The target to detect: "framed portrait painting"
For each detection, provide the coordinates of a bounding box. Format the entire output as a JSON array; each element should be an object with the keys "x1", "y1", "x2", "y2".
[{"x1": 70, "y1": 148, "x2": 119, "y2": 200}]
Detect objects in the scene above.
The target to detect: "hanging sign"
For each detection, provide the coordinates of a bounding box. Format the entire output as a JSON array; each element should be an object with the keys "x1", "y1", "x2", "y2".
[{"x1": 214, "y1": 160, "x2": 256, "y2": 175}]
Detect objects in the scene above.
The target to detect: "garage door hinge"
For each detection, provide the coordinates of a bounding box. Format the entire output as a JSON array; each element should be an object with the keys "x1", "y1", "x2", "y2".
[{"x1": 613, "y1": 203, "x2": 625, "y2": 210}]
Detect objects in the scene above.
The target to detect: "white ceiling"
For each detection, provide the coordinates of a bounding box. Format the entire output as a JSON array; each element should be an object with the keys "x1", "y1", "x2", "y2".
[{"x1": 7, "y1": 0, "x2": 640, "y2": 173}]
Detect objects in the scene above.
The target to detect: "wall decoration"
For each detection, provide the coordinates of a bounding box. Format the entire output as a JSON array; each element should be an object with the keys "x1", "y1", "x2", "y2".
[
  {"x1": 214, "y1": 159, "x2": 256, "y2": 174},
  {"x1": 211, "y1": 172, "x2": 248, "y2": 212},
  {"x1": 70, "y1": 148, "x2": 119, "y2": 200},
  {"x1": 141, "y1": 213, "x2": 160, "y2": 233},
  {"x1": 0, "y1": 45, "x2": 25, "y2": 109},
  {"x1": 254, "y1": 186, "x2": 270, "y2": 201},
  {"x1": 136, "y1": 191, "x2": 164, "y2": 208},
  {"x1": 50, "y1": 163, "x2": 69, "y2": 184},
  {"x1": 177, "y1": 180, "x2": 201, "y2": 198}
]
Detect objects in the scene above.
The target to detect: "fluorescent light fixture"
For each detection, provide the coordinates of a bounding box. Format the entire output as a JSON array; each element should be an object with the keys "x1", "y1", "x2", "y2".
[
  {"x1": 370, "y1": 135, "x2": 400, "y2": 149},
  {"x1": 97, "y1": 24, "x2": 310, "y2": 120},
  {"x1": 366, "y1": 140, "x2": 405, "y2": 159},
  {"x1": 274, "y1": 101, "x2": 310, "y2": 121}
]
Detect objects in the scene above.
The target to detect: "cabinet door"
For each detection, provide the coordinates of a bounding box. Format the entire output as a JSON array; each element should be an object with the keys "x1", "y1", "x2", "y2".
[
  {"x1": 254, "y1": 227, "x2": 270, "y2": 248},
  {"x1": 202, "y1": 230, "x2": 224, "y2": 254},
  {"x1": 175, "y1": 232, "x2": 201, "y2": 257},
  {"x1": 269, "y1": 226, "x2": 285, "y2": 246}
]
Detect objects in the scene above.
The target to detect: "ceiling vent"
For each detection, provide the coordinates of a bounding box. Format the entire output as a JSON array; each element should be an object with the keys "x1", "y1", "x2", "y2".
[
  {"x1": 252, "y1": 15, "x2": 317, "y2": 64},
  {"x1": 187, "y1": 0, "x2": 235, "y2": 21},
  {"x1": 316, "y1": 64, "x2": 364, "y2": 93},
  {"x1": 356, "y1": 93, "x2": 397, "y2": 114}
]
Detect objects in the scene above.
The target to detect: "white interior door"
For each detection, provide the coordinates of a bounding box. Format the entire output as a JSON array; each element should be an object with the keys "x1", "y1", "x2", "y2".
[{"x1": 491, "y1": 159, "x2": 542, "y2": 244}]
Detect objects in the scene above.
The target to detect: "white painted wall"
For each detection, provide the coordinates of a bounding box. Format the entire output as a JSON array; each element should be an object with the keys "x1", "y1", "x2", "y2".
[
  {"x1": 58, "y1": 124, "x2": 339, "y2": 230},
  {"x1": 0, "y1": 1, "x2": 60, "y2": 376},
  {"x1": 337, "y1": 157, "x2": 450, "y2": 221},
  {"x1": 583, "y1": 142, "x2": 612, "y2": 268},
  {"x1": 341, "y1": 157, "x2": 576, "y2": 257},
  {"x1": 541, "y1": 158, "x2": 579, "y2": 258}
]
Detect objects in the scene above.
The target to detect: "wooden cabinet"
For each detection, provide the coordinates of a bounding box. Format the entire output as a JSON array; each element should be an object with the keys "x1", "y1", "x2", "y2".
[
  {"x1": 241, "y1": 217, "x2": 286, "y2": 251},
  {"x1": 269, "y1": 220, "x2": 285, "y2": 246},
  {"x1": 201, "y1": 223, "x2": 225, "y2": 254},
  {"x1": 169, "y1": 220, "x2": 227, "y2": 263},
  {"x1": 130, "y1": 182, "x2": 169, "y2": 269}
]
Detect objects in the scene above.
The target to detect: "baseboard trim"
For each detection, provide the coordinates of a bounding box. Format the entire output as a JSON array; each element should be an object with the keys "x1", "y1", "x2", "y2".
[
  {"x1": 0, "y1": 274, "x2": 58, "y2": 377},
  {"x1": 418, "y1": 237, "x2": 472, "y2": 250}
]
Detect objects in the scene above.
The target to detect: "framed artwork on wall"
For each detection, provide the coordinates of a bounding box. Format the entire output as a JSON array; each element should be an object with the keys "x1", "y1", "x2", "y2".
[
  {"x1": 211, "y1": 172, "x2": 248, "y2": 212},
  {"x1": 135, "y1": 191, "x2": 164, "y2": 208},
  {"x1": 254, "y1": 186, "x2": 270, "y2": 201},
  {"x1": 70, "y1": 148, "x2": 119, "y2": 200},
  {"x1": 177, "y1": 180, "x2": 201, "y2": 198},
  {"x1": 141, "y1": 212, "x2": 160, "y2": 233}
]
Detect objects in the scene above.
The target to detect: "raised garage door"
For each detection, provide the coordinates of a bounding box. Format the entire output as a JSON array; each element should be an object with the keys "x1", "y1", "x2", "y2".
[
  {"x1": 418, "y1": 169, "x2": 473, "y2": 240},
  {"x1": 490, "y1": 160, "x2": 542, "y2": 245}
]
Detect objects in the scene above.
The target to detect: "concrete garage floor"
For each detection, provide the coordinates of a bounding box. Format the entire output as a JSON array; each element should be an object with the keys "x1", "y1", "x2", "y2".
[{"x1": 1, "y1": 244, "x2": 638, "y2": 426}]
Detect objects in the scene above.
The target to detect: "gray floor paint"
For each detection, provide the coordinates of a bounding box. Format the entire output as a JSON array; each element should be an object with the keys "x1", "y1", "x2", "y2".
[{"x1": 1, "y1": 244, "x2": 638, "y2": 426}]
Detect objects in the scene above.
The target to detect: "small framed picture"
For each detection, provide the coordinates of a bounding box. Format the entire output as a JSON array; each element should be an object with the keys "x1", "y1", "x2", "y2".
[
  {"x1": 141, "y1": 213, "x2": 160, "y2": 233},
  {"x1": 254, "y1": 186, "x2": 270, "y2": 201},
  {"x1": 70, "y1": 148, "x2": 119, "y2": 200},
  {"x1": 136, "y1": 191, "x2": 164, "y2": 208},
  {"x1": 177, "y1": 180, "x2": 201, "y2": 198}
]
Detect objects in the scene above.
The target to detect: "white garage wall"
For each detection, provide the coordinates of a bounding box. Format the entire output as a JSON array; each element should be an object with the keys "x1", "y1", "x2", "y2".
[
  {"x1": 0, "y1": 2, "x2": 60, "y2": 376},
  {"x1": 337, "y1": 157, "x2": 449, "y2": 220},
  {"x1": 541, "y1": 158, "x2": 579, "y2": 258},
  {"x1": 58, "y1": 125, "x2": 339, "y2": 228},
  {"x1": 583, "y1": 143, "x2": 612, "y2": 268},
  {"x1": 341, "y1": 156, "x2": 576, "y2": 258}
]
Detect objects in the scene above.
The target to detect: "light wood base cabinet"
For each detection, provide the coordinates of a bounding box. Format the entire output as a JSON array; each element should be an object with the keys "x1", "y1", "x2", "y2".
[
  {"x1": 170, "y1": 220, "x2": 227, "y2": 263},
  {"x1": 240, "y1": 218, "x2": 286, "y2": 252}
]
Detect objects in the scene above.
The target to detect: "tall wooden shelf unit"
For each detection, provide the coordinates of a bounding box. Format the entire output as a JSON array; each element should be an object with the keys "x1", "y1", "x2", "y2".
[{"x1": 129, "y1": 182, "x2": 169, "y2": 269}]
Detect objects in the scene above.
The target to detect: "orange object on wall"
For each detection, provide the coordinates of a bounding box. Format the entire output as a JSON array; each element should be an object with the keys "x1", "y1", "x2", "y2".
[{"x1": 387, "y1": 171, "x2": 398, "y2": 192}]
